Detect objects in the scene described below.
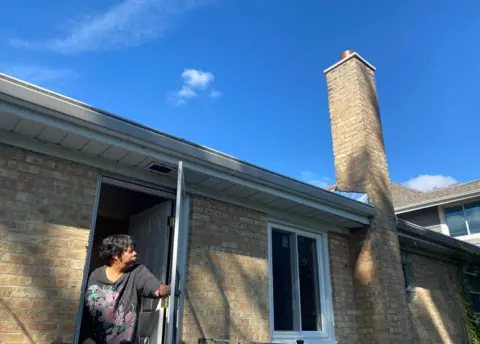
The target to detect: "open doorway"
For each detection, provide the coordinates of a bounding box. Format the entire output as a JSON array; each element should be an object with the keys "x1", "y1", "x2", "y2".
[{"x1": 82, "y1": 180, "x2": 175, "y2": 344}]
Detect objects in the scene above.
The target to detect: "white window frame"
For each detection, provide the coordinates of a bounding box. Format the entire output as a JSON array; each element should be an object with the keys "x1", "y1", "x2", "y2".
[
  {"x1": 267, "y1": 223, "x2": 336, "y2": 344},
  {"x1": 439, "y1": 198, "x2": 480, "y2": 240}
]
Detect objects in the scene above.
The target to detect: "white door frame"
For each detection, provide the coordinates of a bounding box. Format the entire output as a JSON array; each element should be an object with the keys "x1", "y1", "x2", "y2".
[
  {"x1": 165, "y1": 161, "x2": 190, "y2": 344},
  {"x1": 73, "y1": 174, "x2": 179, "y2": 344},
  {"x1": 73, "y1": 174, "x2": 103, "y2": 344}
]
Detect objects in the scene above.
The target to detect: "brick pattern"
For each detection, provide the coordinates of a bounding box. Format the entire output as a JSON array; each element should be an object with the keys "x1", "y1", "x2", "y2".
[
  {"x1": 181, "y1": 196, "x2": 270, "y2": 344},
  {"x1": 326, "y1": 56, "x2": 412, "y2": 343},
  {"x1": 328, "y1": 232, "x2": 358, "y2": 344},
  {"x1": 0, "y1": 144, "x2": 98, "y2": 344},
  {"x1": 403, "y1": 252, "x2": 467, "y2": 343}
]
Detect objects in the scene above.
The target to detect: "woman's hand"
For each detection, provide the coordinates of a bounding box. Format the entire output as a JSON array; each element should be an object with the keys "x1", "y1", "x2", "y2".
[{"x1": 155, "y1": 284, "x2": 170, "y2": 297}]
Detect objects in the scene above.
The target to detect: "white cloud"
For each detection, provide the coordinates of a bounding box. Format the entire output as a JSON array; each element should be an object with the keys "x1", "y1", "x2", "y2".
[
  {"x1": 210, "y1": 89, "x2": 223, "y2": 99},
  {"x1": 181, "y1": 69, "x2": 214, "y2": 89},
  {"x1": 176, "y1": 86, "x2": 197, "y2": 98},
  {"x1": 300, "y1": 171, "x2": 331, "y2": 188},
  {"x1": 170, "y1": 68, "x2": 221, "y2": 105},
  {"x1": 404, "y1": 174, "x2": 458, "y2": 192},
  {"x1": 9, "y1": 0, "x2": 210, "y2": 54},
  {"x1": 0, "y1": 65, "x2": 76, "y2": 85}
]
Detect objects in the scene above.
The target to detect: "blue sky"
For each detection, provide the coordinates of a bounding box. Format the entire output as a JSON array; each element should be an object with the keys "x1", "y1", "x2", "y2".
[{"x1": 1, "y1": 0, "x2": 479, "y2": 191}]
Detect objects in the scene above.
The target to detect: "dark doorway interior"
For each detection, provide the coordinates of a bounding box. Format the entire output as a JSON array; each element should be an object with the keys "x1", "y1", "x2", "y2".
[{"x1": 88, "y1": 182, "x2": 169, "y2": 273}]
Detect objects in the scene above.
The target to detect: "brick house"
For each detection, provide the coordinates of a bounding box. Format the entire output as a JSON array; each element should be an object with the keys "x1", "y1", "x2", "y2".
[
  {"x1": 385, "y1": 180, "x2": 480, "y2": 326},
  {"x1": 0, "y1": 50, "x2": 479, "y2": 344}
]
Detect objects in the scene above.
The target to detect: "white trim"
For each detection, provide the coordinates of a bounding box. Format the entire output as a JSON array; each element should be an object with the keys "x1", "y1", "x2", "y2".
[
  {"x1": 74, "y1": 174, "x2": 103, "y2": 344},
  {"x1": 267, "y1": 223, "x2": 336, "y2": 344},
  {"x1": 438, "y1": 206, "x2": 450, "y2": 236},
  {"x1": 268, "y1": 218, "x2": 348, "y2": 237},
  {"x1": 102, "y1": 176, "x2": 175, "y2": 199},
  {"x1": 175, "y1": 196, "x2": 191, "y2": 344},
  {"x1": 323, "y1": 52, "x2": 376, "y2": 74},
  {"x1": 185, "y1": 162, "x2": 369, "y2": 225},
  {"x1": 456, "y1": 233, "x2": 480, "y2": 241},
  {"x1": 166, "y1": 161, "x2": 184, "y2": 344},
  {"x1": 439, "y1": 201, "x2": 480, "y2": 241}
]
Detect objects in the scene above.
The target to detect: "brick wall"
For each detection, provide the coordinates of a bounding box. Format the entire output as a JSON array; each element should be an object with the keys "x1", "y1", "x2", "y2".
[
  {"x1": 181, "y1": 196, "x2": 270, "y2": 344},
  {"x1": 403, "y1": 252, "x2": 467, "y2": 343},
  {"x1": 328, "y1": 232, "x2": 358, "y2": 344},
  {"x1": 0, "y1": 144, "x2": 98, "y2": 344}
]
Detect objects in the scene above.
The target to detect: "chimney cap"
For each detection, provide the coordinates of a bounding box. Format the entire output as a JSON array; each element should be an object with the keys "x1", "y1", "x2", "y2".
[
  {"x1": 324, "y1": 51, "x2": 376, "y2": 74},
  {"x1": 340, "y1": 50, "x2": 355, "y2": 60}
]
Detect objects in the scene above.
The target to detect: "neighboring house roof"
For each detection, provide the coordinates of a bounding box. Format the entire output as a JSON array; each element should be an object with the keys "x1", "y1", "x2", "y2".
[
  {"x1": 325, "y1": 182, "x2": 423, "y2": 208},
  {"x1": 393, "y1": 180, "x2": 480, "y2": 213},
  {"x1": 389, "y1": 182, "x2": 424, "y2": 208},
  {"x1": 328, "y1": 180, "x2": 480, "y2": 213}
]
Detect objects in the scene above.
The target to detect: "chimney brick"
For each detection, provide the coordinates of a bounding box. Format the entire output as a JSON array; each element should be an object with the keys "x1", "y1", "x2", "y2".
[{"x1": 325, "y1": 52, "x2": 412, "y2": 343}]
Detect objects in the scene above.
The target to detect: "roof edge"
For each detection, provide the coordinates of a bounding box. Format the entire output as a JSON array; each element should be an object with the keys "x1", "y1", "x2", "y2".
[
  {"x1": 0, "y1": 73, "x2": 375, "y2": 219},
  {"x1": 397, "y1": 218, "x2": 480, "y2": 259},
  {"x1": 395, "y1": 189, "x2": 480, "y2": 214}
]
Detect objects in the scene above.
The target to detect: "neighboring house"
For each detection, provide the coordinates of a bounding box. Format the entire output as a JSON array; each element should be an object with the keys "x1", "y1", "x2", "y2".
[
  {"x1": 0, "y1": 50, "x2": 479, "y2": 344},
  {"x1": 392, "y1": 181, "x2": 480, "y2": 326},
  {"x1": 393, "y1": 181, "x2": 480, "y2": 244}
]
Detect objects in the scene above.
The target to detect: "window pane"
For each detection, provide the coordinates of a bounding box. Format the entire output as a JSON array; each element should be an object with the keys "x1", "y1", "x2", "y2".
[
  {"x1": 272, "y1": 230, "x2": 295, "y2": 331},
  {"x1": 465, "y1": 201, "x2": 480, "y2": 234},
  {"x1": 297, "y1": 235, "x2": 322, "y2": 331},
  {"x1": 445, "y1": 206, "x2": 468, "y2": 237},
  {"x1": 471, "y1": 293, "x2": 480, "y2": 313},
  {"x1": 466, "y1": 273, "x2": 480, "y2": 293}
]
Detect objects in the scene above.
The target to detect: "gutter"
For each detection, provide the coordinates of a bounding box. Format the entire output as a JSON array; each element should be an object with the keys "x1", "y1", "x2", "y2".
[
  {"x1": 0, "y1": 73, "x2": 375, "y2": 218},
  {"x1": 397, "y1": 219, "x2": 480, "y2": 261}
]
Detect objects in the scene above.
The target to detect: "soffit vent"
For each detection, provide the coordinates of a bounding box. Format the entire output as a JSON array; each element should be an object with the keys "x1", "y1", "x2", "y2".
[{"x1": 145, "y1": 161, "x2": 175, "y2": 175}]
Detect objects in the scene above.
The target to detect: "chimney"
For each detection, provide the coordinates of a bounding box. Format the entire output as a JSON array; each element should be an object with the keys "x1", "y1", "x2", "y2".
[
  {"x1": 325, "y1": 52, "x2": 412, "y2": 343},
  {"x1": 325, "y1": 50, "x2": 391, "y2": 203}
]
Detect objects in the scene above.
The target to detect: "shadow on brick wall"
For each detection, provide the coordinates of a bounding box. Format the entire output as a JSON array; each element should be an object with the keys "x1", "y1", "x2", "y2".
[
  {"x1": 339, "y1": 65, "x2": 467, "y2": 343},
  {"x1": 404, "y1": 252, "x2": 466, "y2": 343},
  {"x1": 0, "y1": 225, "x2": 86, "y2": 344},
  {"x1": 0, "y1": 145, "x2": 96, "y2": 344},
  {"x1": 183, "y1": 247, "x2": 269, "y2": 344},
  {"x1": 0, "y1": 297, "x2": 34, "y2": 344}
]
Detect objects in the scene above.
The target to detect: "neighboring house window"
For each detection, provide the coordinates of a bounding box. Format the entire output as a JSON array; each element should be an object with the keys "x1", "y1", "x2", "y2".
[
  {"x1": 268, "y1": 224, "x2": 335, "y2": 343},
  {"x1": 402, "y1": 262, "x2": 413, "y2": 292},
  {"x1": 444, "y1": 200, "x2": 480, "y2": 237},
  {"x1": 465, "y1": 270, "x2": 480, "y2": 324}
]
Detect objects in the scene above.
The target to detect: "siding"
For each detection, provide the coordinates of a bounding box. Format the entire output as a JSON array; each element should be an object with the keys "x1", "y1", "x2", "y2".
[{"x1": 398, "y1": 207, "x2": 443, "y2": 233}]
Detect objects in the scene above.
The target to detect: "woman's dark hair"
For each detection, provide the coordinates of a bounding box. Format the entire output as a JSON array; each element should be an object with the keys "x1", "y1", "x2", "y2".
[{"x1": 99, "y1": 234, "x2": 135, "y2": 266}]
